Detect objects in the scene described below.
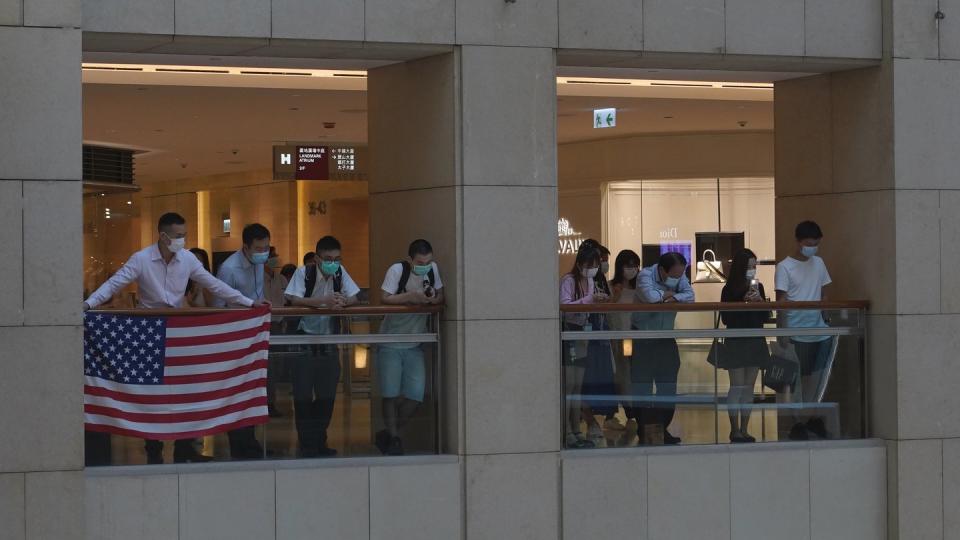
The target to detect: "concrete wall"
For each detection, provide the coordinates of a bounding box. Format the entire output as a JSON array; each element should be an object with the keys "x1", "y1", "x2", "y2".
[
  {"x1": 0, "y1": 1, "x2": 85, "y2": 538},
  {"x1": 84, "y1": 443, "x2": 887, "y2": 540},
  {"x1": 563, "y1": 441, "x2": 887, "y2": 540},
  {"x1": 79, "y1": 0, "x2": 882, "y2": 60},
  {"x1": 0, "y1": 0, "x2": 915, "y2": 538},
  {"x1": 775, "y1": 3, "x2": 960, "y2": 535},
  {"x1": 85, "y1": 458, "x2": 462, "y2": 540}
]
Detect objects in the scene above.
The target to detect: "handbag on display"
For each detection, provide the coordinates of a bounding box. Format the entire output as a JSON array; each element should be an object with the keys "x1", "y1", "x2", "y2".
[
  {"x1": 763, "y1": 341, "x2": 800, "y2": 392},
  {"x1": 695, "y1": 249, "x2": 726, "y2": 283}
]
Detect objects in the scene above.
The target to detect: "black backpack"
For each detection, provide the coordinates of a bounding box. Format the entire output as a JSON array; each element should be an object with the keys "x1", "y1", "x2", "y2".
[
  {"x1": 301, "y1": 265, "x2": 346, "y2": 335},
  {"x1": 396, "y1": 261, "x2": 435, "y2": 294}
]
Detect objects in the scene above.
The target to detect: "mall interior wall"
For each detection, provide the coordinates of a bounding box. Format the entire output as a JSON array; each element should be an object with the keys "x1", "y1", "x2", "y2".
[
  {"x1": 774, "y1": 6, "x2": 960, "y2": 536},
  {"x1": 1, "y1": 0, "x2": 942, "y2": 538}
]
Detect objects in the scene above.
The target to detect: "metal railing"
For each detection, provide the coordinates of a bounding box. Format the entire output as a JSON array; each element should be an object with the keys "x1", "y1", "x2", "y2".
[
  {"x1": 85, "y1": 305, "x2": 443, "y2": 466},
  {"x1": 559, "y1": 301, "x2": 868, "y2": 448}
]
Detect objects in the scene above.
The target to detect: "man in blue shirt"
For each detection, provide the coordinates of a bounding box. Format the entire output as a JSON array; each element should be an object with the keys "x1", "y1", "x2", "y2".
[
  {"x1": 214, "y1": 223, "x2": 273, "y2": 459},
  {"x1": 631, "y1": 252, "x2": 695, "y2": 445}
]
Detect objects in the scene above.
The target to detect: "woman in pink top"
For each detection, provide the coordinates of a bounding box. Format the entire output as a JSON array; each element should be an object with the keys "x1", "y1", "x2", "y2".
[{"x1": 560, "y1": 245, "x2": 609, "y2": 449}]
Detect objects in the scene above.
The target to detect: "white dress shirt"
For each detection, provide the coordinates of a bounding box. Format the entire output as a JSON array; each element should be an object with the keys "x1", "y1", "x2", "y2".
[{"x1": 84, "y1": 243, "x2": 253, "y2": 309}]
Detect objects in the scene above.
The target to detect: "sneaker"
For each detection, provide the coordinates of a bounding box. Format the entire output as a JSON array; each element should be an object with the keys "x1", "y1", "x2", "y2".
[
  {"x1": 587, "y1": 423, "x2": 604, "y2": 440},
  {"x1": 387, "y1": 436, "x2": 404, "y2": 456},
  {"x1": 788, "y1": 422, "x2": 810, "y2": 441},
  {"x1": 604, "y1": 417, "x2": 627, "y2": 431},
  {"x1": 374, "y1": 429, "x2": 391, "y2": 455},
  {"x1": 663, "y1": 431, "x2": 682, "y2": 445},
  {"x1": 173, "y1": 448, "x2": 213, "y2": 463},
  {"x1": 565, "y1": 432, "x2": 596, "y2": 449},
  {"x1": 742, "y1": 433, "x2": 757, "y2": 443},
  {"x1": 316, "y1": 446, "x2": 338, "y2": 457},
  {"x1": 146, "y1": 450, "x2": 164, "y2": 465},
  {"x1": 730, "y1": 432, "x2": 748, "y2": 443},
  {"x1": 806, "y1": 417, "x2": 830, "y2": 439}
]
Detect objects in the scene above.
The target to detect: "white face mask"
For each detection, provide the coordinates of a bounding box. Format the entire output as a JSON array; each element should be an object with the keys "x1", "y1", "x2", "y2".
[
  {"x1": 600, "y1": 262, "x2": 610, "y2": 275},
  {"x1": 746, "y1": 269, "x2": 757, "y2": 280},
  {"x1": 801, "y1": 245, "x2": 818, "y2": 257},
  {"x1": 581, "y1": 267, "x2": 599, "y2": 279},
  {"x1": 167, "y1": 236, "x2": 185, "y2": 253},
  {"x1": 623, "y1": 267, "x2": 639, "y2": 280}
]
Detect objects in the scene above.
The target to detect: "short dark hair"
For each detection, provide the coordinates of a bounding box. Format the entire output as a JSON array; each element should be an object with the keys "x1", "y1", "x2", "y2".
[
  {"x1": 280, "y1": 264, "x2": 297, "y2": 279},
  {"x1": 659, "y1": 252, "x2": 688, "y2": 272},
  {"x1": 408, "y1": 239, "x2": 433, "y2": 258},
  {"x1": 795, "y1": 220, "x2": 823, "y2": 241},
  {"x1": 303, "y1": 252, "x2": 316, "y2": 265},
  {"x1": 242, "y1": 223, "x2": 270, "y2": 246},
  {"x1": 157, "y1": 212, "x2": 185, "y2": 231},
  {"x1": 316, "y1": 236, "x2": 341, "y2": 253}
]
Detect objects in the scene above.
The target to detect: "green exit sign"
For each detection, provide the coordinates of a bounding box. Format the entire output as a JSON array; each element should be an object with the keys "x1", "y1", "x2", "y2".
[{"x1": 593, "y1": 108, "x2": 616, "y2": 129}]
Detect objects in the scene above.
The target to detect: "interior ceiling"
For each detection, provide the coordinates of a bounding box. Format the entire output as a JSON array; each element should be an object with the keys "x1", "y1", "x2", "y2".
[{"x1": 83, "y1": 65, "x2": 775, "y2": 184}]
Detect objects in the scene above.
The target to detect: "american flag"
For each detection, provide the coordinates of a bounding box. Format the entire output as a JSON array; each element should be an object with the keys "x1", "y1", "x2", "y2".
[{"x1": 83, "y1": 306, "x2": 271, "y2": 440}]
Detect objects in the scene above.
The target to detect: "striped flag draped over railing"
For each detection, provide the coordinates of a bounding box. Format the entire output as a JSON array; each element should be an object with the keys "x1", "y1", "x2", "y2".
[{"x1": 83, "y1": 306, "x2": 271, "y2": 439}]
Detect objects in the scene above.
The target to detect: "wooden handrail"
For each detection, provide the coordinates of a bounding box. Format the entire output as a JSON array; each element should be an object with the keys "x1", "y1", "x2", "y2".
[
  {"x1": 88, "y1": 305, "x2": 444, "y2": 316},
  {"x1": 560, "y1": 300, "x2": 869, "y2": 313}
]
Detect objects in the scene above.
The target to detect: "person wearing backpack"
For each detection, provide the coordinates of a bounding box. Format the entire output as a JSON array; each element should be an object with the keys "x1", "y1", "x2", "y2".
[
  {"x1": 284, "y1": 236, "x2": 360, "y2": 457},
  {"x1": 375, "y1": 239, "x2": 444, "y2": 456}
]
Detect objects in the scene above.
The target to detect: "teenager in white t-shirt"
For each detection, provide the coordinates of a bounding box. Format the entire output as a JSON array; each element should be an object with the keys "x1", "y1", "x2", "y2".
[
  {"x1": 376, "y1": 239, "x2": 444, "y2": 456},
  {"x1": 775, "y1": 220, "x2": 833, "y2": 441},
  {"x1": 284, "y1": 236, "x2": 360, "y2": 457}
]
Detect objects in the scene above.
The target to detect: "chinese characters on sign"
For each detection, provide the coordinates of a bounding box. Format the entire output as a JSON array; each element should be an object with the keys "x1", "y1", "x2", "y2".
[
  {"x1": 274, "y1": 145, "x2": 364, "y2": 181},
  {"x1": 296, "y1": 146, "x2": 329, "y2": 180},
  {"x1": 330, "y1": 147, "x2": 356, "y2": 172},
  {"x1": 558, "y1": 218, "x2": 584, "y2": 254}
]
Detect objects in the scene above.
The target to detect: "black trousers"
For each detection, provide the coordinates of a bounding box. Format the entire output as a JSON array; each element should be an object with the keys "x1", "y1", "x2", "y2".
[
  {"x1": 291, "y1": 345, "x2": 341, "y2": 454},
  {"x1": 630, "y1": 338, "x2": 681, "y2": 431},
  {"x1": 226, "y1": 426, "x2": 262, "y2": 459},
  {"x1": 144, "y1": 438, "x2": 196, "y2": 457}
]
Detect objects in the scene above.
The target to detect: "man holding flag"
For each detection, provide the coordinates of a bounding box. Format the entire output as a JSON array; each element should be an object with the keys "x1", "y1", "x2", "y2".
[{"x1": 83, "y1": 212, "x2": 270, "y2": 464}]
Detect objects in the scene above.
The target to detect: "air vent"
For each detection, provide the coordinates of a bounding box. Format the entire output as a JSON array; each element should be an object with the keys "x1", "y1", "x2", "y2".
[
  {"x1": 333, "y1": 73, "x2": 367, "y2": 78},
  {"x1": 155, "y1": 68, "x2": 229, "y2": 74},
  {"x1": 240, "y1": 70, "x2": 312, "y2": 76},
  {"x1": 83, "y1": 145, "x2": 135, "y2": 184},
  {"x1": 649, "y1": 82, "x2": 713, "y2": 88},
  {"x1": 565, "y1": 80, "x2": 631, "y2": 85},
  {"x1": 720, "y1": 84, "x2": 771, "y2": 89},
  {"x1": 82, "y1": 66, "x2": 144, "y2": 72}
]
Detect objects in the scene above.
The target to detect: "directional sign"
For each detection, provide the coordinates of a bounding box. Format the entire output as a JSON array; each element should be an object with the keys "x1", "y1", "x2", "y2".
[{"x1": 593, "y1": 108, "x2": 616, "y2": 129}]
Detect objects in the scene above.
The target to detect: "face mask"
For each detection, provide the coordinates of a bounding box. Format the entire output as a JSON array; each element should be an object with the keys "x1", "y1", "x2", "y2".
[
  {"x1": 600, "y1": 262, "x2": 610, "y2": 275},
  {"x1": 320, "y1": 261, "x2": 341, "y2": 276},
  {"x1": 801, "y1": 245, "x2": 819, "y2": 257},
  {"x1": 581, "y1": 267, "x2": 599, "y2": 279},
  {"x1": 623, "y1": 267, "x2": 639, "y2": 280},
  {"x1": 664, "y1": 276, "x2": 680, "y2": 289},
  {"x1": 167, "y1": 236, "x2": 185, "y2": 253},
  {"x1": 412, "y1": 264, "x2": 432, "y2": 276},
  {"x1": 266, "y1": 257, "x2": 280, "y2": 269},
  {"x1": 250, "y1": 251, "x2": 269, "y2": 265}
]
